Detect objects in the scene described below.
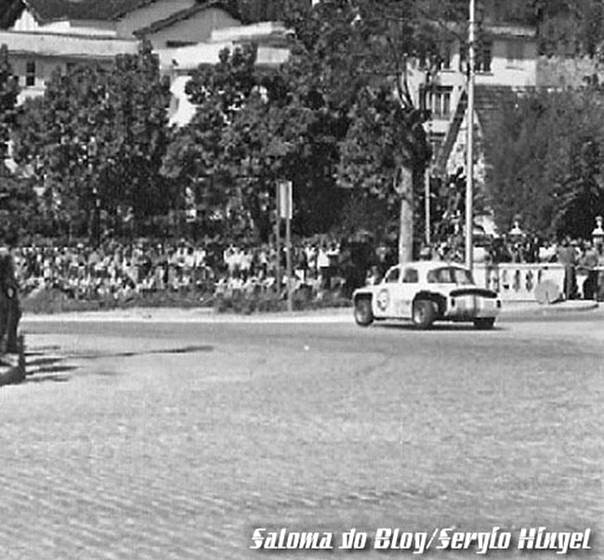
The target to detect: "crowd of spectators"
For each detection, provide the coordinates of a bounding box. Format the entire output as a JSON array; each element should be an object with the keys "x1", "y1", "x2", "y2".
[
  {"x1": 426, "y1": 232, "x2": 604, "y2": 299},
  {"x1": 426, "y1": 232, "x2": 604, "y2": 267},
  {"x1": 12, "y1": 238, "x2": 349, "y2": 304},
  {"x1": 11, "y1": 231, "x2": 604, "y2": 305}
]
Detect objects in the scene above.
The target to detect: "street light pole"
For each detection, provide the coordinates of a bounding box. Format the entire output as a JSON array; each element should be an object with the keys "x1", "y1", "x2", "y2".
[
  {"x1": 465, "y1": 0, "x2": 476, "y2": 270},
  {"x1": 425, "y1": 118, "x2": 432, "y2": 247}
]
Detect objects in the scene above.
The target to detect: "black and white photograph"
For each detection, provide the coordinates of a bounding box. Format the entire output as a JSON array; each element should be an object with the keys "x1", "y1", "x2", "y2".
[{"x1": 0, "y1": 0, "x2": 602, "y2": 558}]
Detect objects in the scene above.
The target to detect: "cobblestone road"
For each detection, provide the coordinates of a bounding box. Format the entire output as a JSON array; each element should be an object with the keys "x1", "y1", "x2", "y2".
[{"x1": 1, "y1": 315, "x2": 602, "y2": 559}]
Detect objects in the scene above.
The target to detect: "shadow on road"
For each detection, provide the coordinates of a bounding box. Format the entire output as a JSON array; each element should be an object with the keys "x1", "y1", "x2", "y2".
[
  {"x1": 75, "y1": 344, "x2": 214, "y2": 360},
  {"x1": 373, "y1": 322, "x2": 505, "y2": 332},
  {"x1": 21, "y1": 344, "x2": 214, "y2": 384}
]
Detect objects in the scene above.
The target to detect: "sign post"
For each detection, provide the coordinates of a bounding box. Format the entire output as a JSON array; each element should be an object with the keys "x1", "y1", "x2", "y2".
[
  {"x1": 275, "y1": 187, "x2": 281, "y2": 297},
  {"x1": 277, "y1": 180, "x2": 293, "y2": 312}
]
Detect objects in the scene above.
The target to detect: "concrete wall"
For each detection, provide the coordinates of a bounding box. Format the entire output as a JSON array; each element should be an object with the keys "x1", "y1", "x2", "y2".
[
  {"x1": 474, "y1": 263, "x2": 566, "y2": 302},
  {"x1": 477, "y1": 37, "x2": 538, "y2": 87}
]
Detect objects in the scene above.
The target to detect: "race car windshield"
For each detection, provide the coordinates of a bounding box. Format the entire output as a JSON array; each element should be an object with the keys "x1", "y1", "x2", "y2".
[{"x1": 427, "y1": 267, "x2": 474, "y2": 285}]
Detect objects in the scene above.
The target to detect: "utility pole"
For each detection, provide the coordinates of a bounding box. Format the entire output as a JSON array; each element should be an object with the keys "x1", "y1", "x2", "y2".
[
  {"x1": 425, "y1": 119, "x2": 432, "y2": 247},
  {"x1": 465, "y1": 0, "x2": 476, "y2": 271}
]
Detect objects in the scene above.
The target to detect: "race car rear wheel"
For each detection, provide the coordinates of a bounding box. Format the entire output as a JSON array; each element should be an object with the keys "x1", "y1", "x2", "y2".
[
  {"x1": 354, "y1": 297, "x2": 374, "y2": 327},
  {"x1": 412, "y1": 300, "x2": 436, "y2": 329},
  {"x1": 473, "y1": 317, "x2": 495, "y2": 330}
]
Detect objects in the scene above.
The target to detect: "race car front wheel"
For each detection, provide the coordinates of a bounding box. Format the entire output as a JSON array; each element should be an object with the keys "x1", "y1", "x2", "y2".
[
  {"x1": 354, "y1": 298, "x2": 374, "y2": 327},
  {"x1": 412, "y1": 300, "x2": 436, "y2": 329}
]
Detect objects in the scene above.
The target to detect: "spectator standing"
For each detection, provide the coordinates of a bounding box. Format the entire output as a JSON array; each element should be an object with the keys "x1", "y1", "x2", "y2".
[
  {"x1": 557, "y1": 237, "x2": 578, "y2": 299},
  {"x1": 579, "y1": 241, "x2": 599, "y2": 299},
  {"x1": 317, "y1": 245, "x2": 330, "y2": 289}
]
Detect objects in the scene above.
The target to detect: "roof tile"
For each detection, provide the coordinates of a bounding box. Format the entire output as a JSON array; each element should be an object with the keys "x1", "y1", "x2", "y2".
[{"x1": 23, "y1": 0, "x2": 165, "y2": 23}]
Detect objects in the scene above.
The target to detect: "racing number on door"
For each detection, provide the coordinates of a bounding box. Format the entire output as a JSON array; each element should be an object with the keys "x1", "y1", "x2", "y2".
[{"x1": 376, "y1": 288, "x2": 389, "y2": 313}]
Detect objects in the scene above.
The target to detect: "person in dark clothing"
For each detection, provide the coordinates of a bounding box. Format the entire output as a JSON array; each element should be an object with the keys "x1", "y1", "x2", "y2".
[
  {"x1": 0, "y1": 246, "x2": 21, "y2": 354},
  {"x1": 556, "y1": 238, "x2": 577, "y2": 300},
  {"x1": 580, "y1": 241, "x2": 599, "y2": 300}
]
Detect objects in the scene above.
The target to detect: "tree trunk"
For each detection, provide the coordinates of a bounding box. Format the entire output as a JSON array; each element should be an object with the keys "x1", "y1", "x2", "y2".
[{"x1": 397, "y1": 165, "x2": 414, "y2": 264}]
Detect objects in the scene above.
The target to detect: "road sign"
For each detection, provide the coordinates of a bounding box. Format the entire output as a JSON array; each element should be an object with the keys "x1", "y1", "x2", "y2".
[{"x1": 277, "y1": 180, "x2": 293, "y2": 220}]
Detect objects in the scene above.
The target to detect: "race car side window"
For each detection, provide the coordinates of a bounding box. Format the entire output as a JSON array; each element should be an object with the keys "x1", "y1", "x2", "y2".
[
  {"x1": 427, "y1": 267, "x2": 452, "y2": 283},
  {"x1": 428, "y1": 267, "x2": 474, "y2": 284},
  {"x1": 402, "y1": 267, "x2": 418, "y2": 283},
  {"x1": 384, "y1": 267, "x2": 400, "y2": 283}
]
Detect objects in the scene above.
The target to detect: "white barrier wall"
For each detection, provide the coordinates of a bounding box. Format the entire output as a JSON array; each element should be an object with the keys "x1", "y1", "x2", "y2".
[{"x1": 473, "y1": 263, "x2": 566, "y2": 302}]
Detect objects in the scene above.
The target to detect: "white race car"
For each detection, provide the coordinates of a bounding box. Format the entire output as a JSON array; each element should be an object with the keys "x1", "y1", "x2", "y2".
[{"x1": 353, "y1": 261, "x2": 501, "y2": 329}]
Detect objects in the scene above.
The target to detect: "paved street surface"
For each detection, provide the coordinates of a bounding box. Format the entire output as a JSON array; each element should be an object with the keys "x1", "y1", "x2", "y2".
[{"x1": 1, "y1": 311, "x2": 602, "y2": 559}]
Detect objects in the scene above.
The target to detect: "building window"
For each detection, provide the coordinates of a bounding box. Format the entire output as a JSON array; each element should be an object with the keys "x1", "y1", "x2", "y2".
[
  {"x1": 429, "y1": 132, "x2": 445, "y2": 160},
  {"x1": 476, "y1": 40, "x2": 492, "y2": 73},
  {"x1": 427, "y1": 86, "x2": 453, "y2": 119},
  {"x1": 385, "y1": 267, "x2": 400, "y2": 283},
  {"x1": 459, "y1": 40, "x2": 492, "y2": 73},
  {"x1": 25, "y1": 60, "x2": 36, "y2": 87},
  {"x1": 506, "y1": 40, "x2": 524, "y2": 66},
  {"x1": 402, "y1": 268, "x2": 419, "y2": 283}
]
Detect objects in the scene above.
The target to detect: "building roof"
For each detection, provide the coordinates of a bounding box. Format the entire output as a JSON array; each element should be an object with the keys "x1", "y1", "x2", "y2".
[
  {"x1": 435, "y1": 86, "x2": 529, "y2": 175},
  {"x1": 134, "y1": 1, "x2": 237, "y2": 36},
  {"x1": 18, "y1": 0, "x2": 181, "y2": 23},
  {"x1": 0, "y1": 29, "x2": 139, "y2": 58}
]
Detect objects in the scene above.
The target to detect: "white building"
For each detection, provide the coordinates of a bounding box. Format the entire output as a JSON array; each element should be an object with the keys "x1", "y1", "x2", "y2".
[
  {"x1": 163, "y1": 21, "x2": 290, "y2": 125},
  {"x1": 0, "y1": 0, "x2": 289, "y2": 108},
  {"x1": 418, "y1": 23, "x2": 538, "y2": 175}
]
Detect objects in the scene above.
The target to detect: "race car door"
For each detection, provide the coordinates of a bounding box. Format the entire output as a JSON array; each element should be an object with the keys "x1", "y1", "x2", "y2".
[
  {"x1": 373, "y1": 265, "x2": 401, "y2": 318},
  {"x1": 373, "y1": 265, "x2": 417, "y2": 318},
  {"x1": 397, "y1": 266, "x2": 419, "y2": 318},
  {"x1": 384, "y1": 265, "x2": 418, "y2": 318}
]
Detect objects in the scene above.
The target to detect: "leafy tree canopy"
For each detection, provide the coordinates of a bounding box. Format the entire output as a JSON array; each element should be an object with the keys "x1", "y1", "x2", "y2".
[
  {"x1": 486, "y1": 87, "x2": 604, "y2": 239},
  {"x1": 0, "y1": 44, "x2": 18, "y2": 167},
  {"x1": 13, "y1": 41, "x2": 172, "y2": 243},
  {"x1": 281, "y1": 0, "x2": 468, "y2": 260},
  {"x1": 164, "y1": 0, "x2": 474, "y2": 258},
  {"x1": 162, "y1": 42, "x2": 343, "y2": 243}
]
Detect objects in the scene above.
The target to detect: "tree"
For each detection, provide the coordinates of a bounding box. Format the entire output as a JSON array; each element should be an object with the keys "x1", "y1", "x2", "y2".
[
  {"x1": 284, "y1": 0, "x2": 466, "y2": 262},
  {"x1": 162, "y1": 45, "x2": 260, "y2": 241},
  {"x1": 13, "y1": 41, "x2": 172, "y2": 242},
  {"x1": 103, "y1": 41, "x2": 173, "y2": 231},
  {"x1": 163, "y1": 43, "x2": 344, "y2": 242},
  {"x1": 0, "y1": 44, "x2": 18, "y2": 168},
  {"x1": 165, "y1": 1, "x2": 469, "y2": 254},
  {"x1": 485, "y1": 88, "x2": 604, "y2": 239},
  {"x1": 531, "y1": 0, "x2": 604, "y2": 57},
  {"x1": 0, "y1": 43, "x2": 32, "y2": 245},
  {"x1": 0, "y1": 1, "x2": 22, "y2": 29},
  {"x1": 236, "y1": 0, "x2": 311, "y2": 23}
]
